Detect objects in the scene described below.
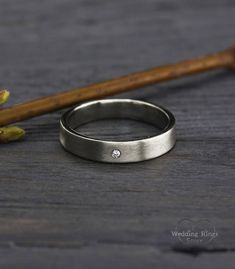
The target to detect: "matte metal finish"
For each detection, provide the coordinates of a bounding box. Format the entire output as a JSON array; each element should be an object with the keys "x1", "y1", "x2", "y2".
[{"x1": 60, "y1": 99, "x2": 176, "y2": 163}]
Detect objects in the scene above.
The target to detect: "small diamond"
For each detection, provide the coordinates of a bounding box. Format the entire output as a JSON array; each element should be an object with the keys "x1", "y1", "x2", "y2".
[{"x1": 111, "y1": 149, "x2": 121, "y2": 159}]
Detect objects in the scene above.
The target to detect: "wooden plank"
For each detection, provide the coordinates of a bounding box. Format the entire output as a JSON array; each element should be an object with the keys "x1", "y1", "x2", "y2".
[{"x1": 0, "y1": 246, "x2": 235, "y2": 269}]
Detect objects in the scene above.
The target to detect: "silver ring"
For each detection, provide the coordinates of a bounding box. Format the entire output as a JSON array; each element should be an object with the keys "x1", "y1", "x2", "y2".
[{"x1": 60, "y1": 99, "x2": 176, "y2": 163}]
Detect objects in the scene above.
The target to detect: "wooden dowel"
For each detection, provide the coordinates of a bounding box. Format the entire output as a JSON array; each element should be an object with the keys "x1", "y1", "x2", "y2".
[{"x1": 0, "y1": 46, "x2": 234, "y2": 127}]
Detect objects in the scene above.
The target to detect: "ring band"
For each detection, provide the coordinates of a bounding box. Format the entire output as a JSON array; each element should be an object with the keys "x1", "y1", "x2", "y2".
[{"x1": 60, "y1": 99, "x2": 176, "y2": 163}]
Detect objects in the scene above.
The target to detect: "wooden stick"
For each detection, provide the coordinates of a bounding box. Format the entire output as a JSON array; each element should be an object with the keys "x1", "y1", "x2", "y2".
[{"x1": 0, "y1": 46, "x2": 234, "y2": 127}]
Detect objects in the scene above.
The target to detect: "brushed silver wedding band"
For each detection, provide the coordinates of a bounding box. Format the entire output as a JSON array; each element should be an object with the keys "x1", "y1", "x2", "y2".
[{"x1": 60, "y1": 99, "x2": 176, "y2": 163}]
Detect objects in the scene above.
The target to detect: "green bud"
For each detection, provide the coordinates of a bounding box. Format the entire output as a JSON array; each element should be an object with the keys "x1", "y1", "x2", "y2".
[
  {"x1": 0, "y1": 126, "x2": 25, "y2": 143},
  {"x1": 0, "y1": 89, "x2": 10, "y2": 105}
]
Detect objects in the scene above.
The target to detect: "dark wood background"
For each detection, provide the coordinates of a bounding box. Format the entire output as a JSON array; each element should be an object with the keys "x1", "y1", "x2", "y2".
[{"x1": 0, "y1": 0, "x2": 234, "y2": 268}]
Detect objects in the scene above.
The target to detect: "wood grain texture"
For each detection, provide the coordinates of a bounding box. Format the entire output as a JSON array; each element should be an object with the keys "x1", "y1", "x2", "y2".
[{"x1": 0, "y1": 0, "x2": 234, "y2": 268}]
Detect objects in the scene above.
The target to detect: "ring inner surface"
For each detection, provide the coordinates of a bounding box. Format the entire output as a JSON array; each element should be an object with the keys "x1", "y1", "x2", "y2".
[{"x1": 66, "y1": 101, "x2": 170, "y2": 137}]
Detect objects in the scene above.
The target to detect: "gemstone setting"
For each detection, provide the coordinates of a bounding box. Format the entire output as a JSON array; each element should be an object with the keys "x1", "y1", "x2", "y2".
[{"x1": 111, "y1": 149, "x2": 121, "y2": 159}]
